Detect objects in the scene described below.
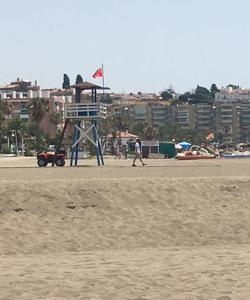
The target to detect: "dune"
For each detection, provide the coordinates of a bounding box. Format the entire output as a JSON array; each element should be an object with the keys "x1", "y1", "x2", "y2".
[
  {"x1": 1, "y1": 177, "x2": 250, "y2": 254},
  {"x1": 1, "y1": 157, "x2": 250, "y2": 299}
]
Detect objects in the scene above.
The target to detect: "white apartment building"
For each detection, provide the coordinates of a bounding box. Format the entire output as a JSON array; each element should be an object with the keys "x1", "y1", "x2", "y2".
[
  {"x1": 215, "y1": 87, "x2": 250, "y2": 102},
  {"x1": 215, "y1": 87, "x2": 250, "y2": 143}
]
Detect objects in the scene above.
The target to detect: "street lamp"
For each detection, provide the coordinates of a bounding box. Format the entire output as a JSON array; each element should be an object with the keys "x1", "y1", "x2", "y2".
[
  {"x1": 212, "y1": 105, "x2": 217, "y2": 133},
  {"x1": 124, "y1": 106, "x2": 129, "y2": 131},
  {"x1": 11, "y1": 130, "x2": 18, "y2": 156},
  {"x1": 21, "y1": 137, "x2": 34, "y2": 156},
  {"x1": 119, "y1": 106, "x2": 129, "y2": 145},
  {"x1": 236, "y1": 105, "x2": 240, "y2": 143},
  {"x1": 4, "y1": 136, "x2": 10, "y2": 150}
]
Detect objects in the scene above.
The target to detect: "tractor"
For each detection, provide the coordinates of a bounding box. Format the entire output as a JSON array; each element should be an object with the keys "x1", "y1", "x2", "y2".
[{"x1": 37, "y1": 150, "x2": 66, "y2": 167}]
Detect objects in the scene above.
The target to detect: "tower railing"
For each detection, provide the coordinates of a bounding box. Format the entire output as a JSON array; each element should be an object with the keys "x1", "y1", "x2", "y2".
[{"x1": 65, "y1": 102, "x2": 107, "y2": 120}]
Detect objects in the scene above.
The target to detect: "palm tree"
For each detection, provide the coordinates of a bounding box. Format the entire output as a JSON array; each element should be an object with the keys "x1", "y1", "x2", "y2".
[
  {"x1": 0, "y1": 110, "x2": 7, "y2": 152},
  {"x1": 28, "y1": 98, "x2": 49, "y2": 123},
  {"x1": 49, "y1": 111, "x2": 63, "y2": 125},
  {"x1": 143, "y1": 125, "x2": 158, "y2": 140},
  {"x1": 0, "y1": 99, "x2": 11, "y2": 115},
  {"x1": 0, "y1": 100, "x2": 15, "y2": 152}
]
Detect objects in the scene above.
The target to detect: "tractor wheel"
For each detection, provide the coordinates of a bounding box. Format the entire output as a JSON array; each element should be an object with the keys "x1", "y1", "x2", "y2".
[
  {"x1": 37, "y1": 158, "x2": 48, "y2": 167},
  {"x1": 55, "y1": 157, "x2": 65, "y2": 167}
]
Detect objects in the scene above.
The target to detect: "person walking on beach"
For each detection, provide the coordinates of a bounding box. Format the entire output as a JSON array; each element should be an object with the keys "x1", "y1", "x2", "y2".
[{"x1": 132, "y1": 138, "x2": 146, "y2": 167}]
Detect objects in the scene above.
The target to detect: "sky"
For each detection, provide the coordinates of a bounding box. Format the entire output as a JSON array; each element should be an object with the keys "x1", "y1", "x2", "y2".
[{"x1": 1, "y1": 0, "x2": 250, "y2": 94}]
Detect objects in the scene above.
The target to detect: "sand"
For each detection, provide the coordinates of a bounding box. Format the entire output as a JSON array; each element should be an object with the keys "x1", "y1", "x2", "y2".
[{"x1": 1, "y1": 157, "x2": 250, "y2": 299}]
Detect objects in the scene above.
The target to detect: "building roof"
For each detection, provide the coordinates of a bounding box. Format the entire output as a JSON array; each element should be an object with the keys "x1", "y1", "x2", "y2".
[
  {"x1": 0, "y1": 78, "x2": 38, "y2": 91},
  {"x1": 107, "y1": 131, "x2": 138, "y2": 139},
  {"x1": 0, "y1": 84, "x2": 19, "y2": 90}
]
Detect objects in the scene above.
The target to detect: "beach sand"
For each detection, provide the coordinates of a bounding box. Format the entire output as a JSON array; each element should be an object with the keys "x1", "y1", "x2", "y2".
[{"x1": 1, "y1": 157, "x2": 250, "y2": 299}]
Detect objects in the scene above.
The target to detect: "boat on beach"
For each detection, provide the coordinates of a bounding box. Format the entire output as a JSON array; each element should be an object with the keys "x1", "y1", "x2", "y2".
[
  {"x1": 222, "y1": 151, "x2": 250, "y2": 159},
  {"x1": 175, "y1": 145, "x2": 216, "y2": 160},
  {"x1": 175, "y1": 152, "x2": 216, "y2": 160}
]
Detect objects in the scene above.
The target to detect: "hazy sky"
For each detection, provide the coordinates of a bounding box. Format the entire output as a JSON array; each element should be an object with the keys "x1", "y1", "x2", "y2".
[{"x1": 1, "y1": 0, "x2": 250, "y2": 93}]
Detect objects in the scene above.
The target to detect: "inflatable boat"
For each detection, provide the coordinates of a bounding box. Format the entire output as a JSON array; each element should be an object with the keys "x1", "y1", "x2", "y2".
[
  {"x1": 175, "y1": 145, "x2": 216, "y2": 160},
  {"x1": 175, "y1": 152, "x2": 215, "y2": 160},
  {"x1": 222, "y1": 151, "x2": 250, "y2": 159}
]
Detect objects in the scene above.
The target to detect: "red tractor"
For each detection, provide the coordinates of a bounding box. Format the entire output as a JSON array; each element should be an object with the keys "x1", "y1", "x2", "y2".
[{"x1": 37, "y1": 150, "x2": 66, "y2": 167}]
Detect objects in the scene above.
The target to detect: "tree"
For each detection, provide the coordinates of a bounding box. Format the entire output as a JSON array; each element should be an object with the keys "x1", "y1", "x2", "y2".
[
  {"x1": 130, "y1": 121, "x2": 147, "y2": 138},
  {"x1": 227, "y1": 84, "x2": 240, "y2": 90},
  {"x1": 157, "y1": 123, "x2": 179, "y2": 141},
  {"x1": 49, "y1": 111, "x2": 63, "y2": 125},
  {"x1": 160, "y1": 87, "x2": 175, "y2": 100},
  {"x1": 26, "y1": 122, "x2": 49, "y2": 152},
  {"x1": 157, "y1": 125, "x2": 168, "y2": 140},
  {"x1": 189, "y1": 129, "x2": 204, "y2": 145},
  {"x1": 179, "y1": 85, "x2": 213, "y2": 104},
  {"x1": 143, "y1": 125, "x2": 158, "y2": 140},
  {"x1": 0, "y1": 99, "x2": 11, "y2": 115},
  {"x1": 177, "y1": 92, "x2": 191, "y2": 103},
  {"x1": 28, "y1": 98, "x2": 50, "y2": 123},
  {"x1": 4, "y1": 117, "x2": 28, "y2": 154},
  {"x1": 7, "y1": 116, "x2": 27, "y2": 135},
  {"x1": 0, "y1": 100, "x2": 12, "y2": 151},
  {"x1": 0, "y1": 104, "x2": 7, "y2": 152},
  {"x1": 101, "y1": 94, "x2": 112, "y2": 104},
  {"x1": 62, "y1": 74, "x2": 70, "y2": 89},
  {"x1": 210, "y1": 83, "x2": 220, "y2": 98},
  {"x1": 193, "y1": 85, "x2": 212, "y2": 101},
  {"x1": 75, "y1": 74, "x2": 83, "y2": 84}
]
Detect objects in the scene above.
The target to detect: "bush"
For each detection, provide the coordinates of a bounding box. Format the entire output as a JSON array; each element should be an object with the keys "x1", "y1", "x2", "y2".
[
  {"x1": 1, "y1": 145, "x2": 11, "y2": 154},
  {"x1": 24, "y1": 150, "x2": 35, "y2": 156}
]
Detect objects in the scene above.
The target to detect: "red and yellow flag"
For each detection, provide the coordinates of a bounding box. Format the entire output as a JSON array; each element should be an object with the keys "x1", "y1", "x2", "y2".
[{"x1": 206, "y1": 132, "x2": 214, "y2": 141}]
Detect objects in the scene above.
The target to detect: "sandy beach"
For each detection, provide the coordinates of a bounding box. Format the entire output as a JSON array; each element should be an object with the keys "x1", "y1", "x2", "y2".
[{"x1": 1, "y1": 157, "x2": 250, "y2": 299}]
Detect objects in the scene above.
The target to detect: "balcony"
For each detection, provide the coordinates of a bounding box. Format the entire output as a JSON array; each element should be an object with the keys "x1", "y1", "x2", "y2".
[
  {"x1": 220, "y1": 119, "x2": 233, "y2": 124},
  {"x1": 196, "y1": 115, "x2": 211, "y2": 120},
  {"x1": 20, "y1": 114, "x2": 29, "y2": 119},
  {"x1": 220, "y1": 114, "x2": 232, "y2": 118}
]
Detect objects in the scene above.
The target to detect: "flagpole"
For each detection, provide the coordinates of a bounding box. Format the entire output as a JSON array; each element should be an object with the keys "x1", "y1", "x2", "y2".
[{"x1": 102, "y1": 63, "x2": 104, "y2": 99}]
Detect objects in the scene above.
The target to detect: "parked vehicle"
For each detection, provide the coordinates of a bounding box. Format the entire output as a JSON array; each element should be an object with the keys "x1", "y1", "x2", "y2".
[{"x1": 37, "y1": 150, "x2": 66, "y2": 167}]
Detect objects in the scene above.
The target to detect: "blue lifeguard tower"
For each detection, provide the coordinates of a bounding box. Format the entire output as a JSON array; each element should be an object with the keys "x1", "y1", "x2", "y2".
[{"x1": 55, "y1": 81, "x2": 108, "y2": 166}]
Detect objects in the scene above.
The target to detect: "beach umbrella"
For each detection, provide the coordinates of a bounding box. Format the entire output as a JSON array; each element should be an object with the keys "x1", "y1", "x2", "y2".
[
  {"x1": 175, "y1": 144, "x2": 182, "y2": 149},
  {"x1": 178, "y1": 141, "x2": 191, "y2": 149}
]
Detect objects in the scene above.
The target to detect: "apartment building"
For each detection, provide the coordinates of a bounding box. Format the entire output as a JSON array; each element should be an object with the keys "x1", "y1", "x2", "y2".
[
  {"x1": 131, "y1": 103, "x2": 150, "y2": 123},
  {"x1": 0, "y1": 78, "x2": 68, "y2": 137},
  {"x1": 0, "y1": 78, "x2": 40, "y2": 99},
  {"x1": 170, "y1": 103, "x2": 196, "y2": 130},
  {"x1": 150, "y1": 103, "x2": 170, "y2": 126},
  {"x1": 111, "y1": 100, "x2": 171, "y2": 127},
  {"x1": 215, "y1": 87, "x2": 250, "y2": 143},
  {"x1": 215, "y1": 86, "x2": 250, "y2": 102},
  {"x1": 239, "y1": 102, "x2": 250, "y2": 141},
  {"x1": 195, "y1": 103, "x2": 214, "y2": 131},
  {"x1": 3, "y1": 80, "x2": 250, "y2": 143},
  {"x1": 213, "y1": 101, "x2": 240, "y2": 143},
  {"x1": 106, "y1": 88, "x2": 250, "y2": 143},
  {"x1": 111, "y1": 102, "x2": 151, "y2": 124},
  {"x1": 0, "y1": 78, "x2": 39, "y2": 120}
]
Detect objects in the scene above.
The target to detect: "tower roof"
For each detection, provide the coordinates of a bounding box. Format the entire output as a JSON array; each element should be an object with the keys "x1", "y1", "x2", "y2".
[{"x1": 71, "y1": 81, "x2": 109, "y2": 90}]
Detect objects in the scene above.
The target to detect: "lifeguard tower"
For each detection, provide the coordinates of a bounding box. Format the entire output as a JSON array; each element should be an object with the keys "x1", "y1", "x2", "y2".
[{"x1": 55, "y1": 81, "x2": 109, "y2": 166}]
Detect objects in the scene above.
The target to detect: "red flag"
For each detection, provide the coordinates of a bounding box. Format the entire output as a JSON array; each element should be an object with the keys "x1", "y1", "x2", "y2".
[{"x1": 92, "y1": 67, "x2": 103, "y2": 78}]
